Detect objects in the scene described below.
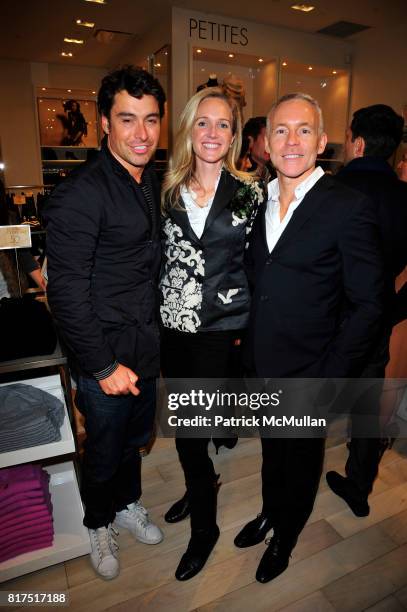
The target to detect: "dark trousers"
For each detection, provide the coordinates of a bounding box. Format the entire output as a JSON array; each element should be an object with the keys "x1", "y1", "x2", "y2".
[
  {"x1": 345, "y1": 366, "x2": 386, "y2": 498},
  {"x1": 76, "y1": 376, "x2": 156, "y2": 529},
  {"x1": 161, "y1": 327, "x2": 243, "y2": 532},
  {"x1": 261, "y1": 437, "x2": 325, "y2": 539}
]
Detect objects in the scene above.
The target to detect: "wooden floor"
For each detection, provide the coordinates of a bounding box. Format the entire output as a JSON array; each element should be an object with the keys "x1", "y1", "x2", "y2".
[{"x1": 3, "y1": 435, "x2": 407, "y2": 612}]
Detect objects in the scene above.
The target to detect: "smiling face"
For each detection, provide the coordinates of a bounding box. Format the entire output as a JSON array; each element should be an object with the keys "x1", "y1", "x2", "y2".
[
  {"x1": 266, "y1": 98, "x2": 327, "y2": 186},
  {"x1": 191, "y1": 97, "x2": 234, "y2": 169},
  {"x1": 101, "y1": 90, "x2": 161, "y2": 181}
]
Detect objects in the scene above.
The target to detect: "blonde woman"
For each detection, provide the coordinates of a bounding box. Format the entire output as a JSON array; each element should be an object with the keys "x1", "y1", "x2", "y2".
[{"x1": 160, "y1": 88, "x2": 265, "y2": 580}]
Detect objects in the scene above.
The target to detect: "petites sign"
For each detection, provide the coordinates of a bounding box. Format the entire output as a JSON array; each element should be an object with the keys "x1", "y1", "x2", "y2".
[{"x1": 0, "y1": 225, "x2": 32, "y2": 250}]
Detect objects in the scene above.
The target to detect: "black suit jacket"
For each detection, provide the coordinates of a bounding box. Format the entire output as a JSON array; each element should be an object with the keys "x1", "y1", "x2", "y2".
[
  {"x1": 245, "y1": 173, "x2": 384, "y2": 377},
  {"x1": 336, "y1": 157, "x2": 407, "y2": 328}
]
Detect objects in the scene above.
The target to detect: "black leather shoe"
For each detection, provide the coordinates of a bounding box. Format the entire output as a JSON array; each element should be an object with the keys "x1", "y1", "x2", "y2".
[
  {"x1": 326, "y1": 471, "x2": 369, "y2": 517},
  {"x1": 165, "y1": 475, "x2": 221, "y2": 524},
  {"x1": 164, "y1": 491, "x2": 190, "y2": 524},
  {"x1": 256, "y1": 535, "x2": 295, "y2": 583},
  {"x1": 175, "y1": 526, "x2": 220, "y2": 581},
  {"x1": 234, "y1": 513, "x2": 274, "y2": 548}
]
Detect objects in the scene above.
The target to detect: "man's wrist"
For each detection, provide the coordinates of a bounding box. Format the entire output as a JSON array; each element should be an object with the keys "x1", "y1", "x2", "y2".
[{"x1": 93, "y1": 361, "x2": 120, "y2": 380}]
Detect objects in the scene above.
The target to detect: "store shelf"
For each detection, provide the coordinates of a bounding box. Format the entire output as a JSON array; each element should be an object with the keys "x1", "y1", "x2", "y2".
[
  {"x1": 0, "y1": 374, "x2": 75, "y2": 468},
  {"x1": 0, "y1": 461, "x2": 90, "y2": 582},
  {"x1": 0, "y1": 341, "x2": 67, "y2": 374}
]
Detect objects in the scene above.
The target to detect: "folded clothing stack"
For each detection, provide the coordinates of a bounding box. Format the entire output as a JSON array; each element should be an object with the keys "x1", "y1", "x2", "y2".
[
  {"x1": 0, "y1": 464, "x2": 54, "y2": 563},
  {"x1": 0, "y1": 384, "x2": 65, "y2": 453}
]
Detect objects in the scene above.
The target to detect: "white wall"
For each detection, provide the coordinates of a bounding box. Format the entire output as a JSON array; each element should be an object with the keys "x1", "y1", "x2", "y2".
[
  {"x1": 351, "y1": 24, "x2": 407, "y2": 116},
  {"x1": 0, "y1": 60, "x2": 42, "y2": 187},
  {"x1": 0, "y1": 60, "x2": 106, "y2": 188},
  {"x1": 172, "y1": 7, "x2": 353, "y2": 139}
]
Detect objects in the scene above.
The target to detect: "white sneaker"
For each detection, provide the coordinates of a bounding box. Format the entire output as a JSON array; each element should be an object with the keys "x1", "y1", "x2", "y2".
[
  {"x1": 89, "y1": 525, "x2": 119, "y2": 580},
  {"x1": 115, "y1": 501, "x2": 163, "y2": 544}
]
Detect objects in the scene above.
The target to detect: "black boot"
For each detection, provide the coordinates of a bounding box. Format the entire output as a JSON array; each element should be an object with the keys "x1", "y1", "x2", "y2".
[
  {"x1": 164, "y1": 474, "x2": 221, "y2": 524},
  {"x1": 175, "y1": 525, "x2": 220, "y2": 581},
  {"x1": 164, "y1": 491, "x2": 190, "y2": 524},
  {"x1": 175, "y1": 471, "x2": 220, "y2": 580}
]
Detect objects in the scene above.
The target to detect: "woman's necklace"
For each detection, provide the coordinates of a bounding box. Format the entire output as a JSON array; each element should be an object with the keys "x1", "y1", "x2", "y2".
[{"x1": 189, "y1": 174, "x2": 218, "y2": 208}]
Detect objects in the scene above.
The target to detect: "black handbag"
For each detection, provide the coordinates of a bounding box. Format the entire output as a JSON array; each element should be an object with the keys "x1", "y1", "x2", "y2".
[{"x1": 0, "y1": 296, "x2": 57, "y2": 361}]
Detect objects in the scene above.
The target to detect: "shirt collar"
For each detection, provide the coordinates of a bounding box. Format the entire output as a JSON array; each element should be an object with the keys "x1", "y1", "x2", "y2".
[{"x1": 268, "y1": 165, "x2": 324, "y2": 202}]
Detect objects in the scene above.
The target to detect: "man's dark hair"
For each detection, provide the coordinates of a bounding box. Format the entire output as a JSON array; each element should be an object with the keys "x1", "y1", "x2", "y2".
[
  {"x1": 97, "y1": 65, "x2": 166, "y2": 119},
  {"x1": 350, "y1": 104, "x2": 404, "y2": 159},
  {"x1": 241, "y1": 116, "x2": 267, "y2": 158}
]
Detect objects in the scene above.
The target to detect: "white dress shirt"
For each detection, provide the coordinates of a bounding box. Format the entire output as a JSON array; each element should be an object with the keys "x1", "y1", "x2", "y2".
[
  {"x1": 181, "y1": 173, "x2": 221, "y2": 239},
  {"x1": 265, "y1": 166, "x2": 324, "y2": 253}
]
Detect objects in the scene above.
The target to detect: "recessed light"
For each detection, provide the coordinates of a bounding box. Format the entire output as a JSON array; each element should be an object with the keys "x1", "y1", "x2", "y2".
[
  {"x1": 154, "y1": 63, "x2": 161, "y2": 68},
  {"x1": 61, "y1": 52, "x2": 73, "y2": 57},
  {"x1": 67, "y1": 89, "x2": 72, "y2": 93},
  {"x1": 41, "y1": 87, "x2": 46, "y2": 91},
  {"x1": 308, "y1": 66, "x2": 313, "y2": 70},
  {"x1": 258, "y1": 58, "x2": 264, "y2": 63},
  {"x1": 76, "y1": 19, "x2": 95, "y2": 28},
  {"x1": 228, "y1": 53, "x2": 235, "y2": 58},
  {"x1": 196, "y1": 49, "x2": 202, "y2": 53},
  {"x1": 64, "y1": 38, "x2": 84, "y2": 44},
  {"x1": 282, "y1": 61, "x2": 287, "y2": 66},
  {"x1": 332, "y1": 70, "x2": 337, "y2": 74},
  {"x1": 291, "y1": 4, "x2": 315, "y2": 12},
  {"x1": 92, "y1": 90, "x2": 96, "y2": 94},
  {"x1": 84, "y1": 0, "x2": 106, "y2": 4}
]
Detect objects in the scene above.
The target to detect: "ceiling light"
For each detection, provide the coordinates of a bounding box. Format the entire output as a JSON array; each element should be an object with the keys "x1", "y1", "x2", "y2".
[
  {"x1": 291, "y1": 4, "x2": 315, "y2": 12},
  {"x1": 41, "y1": 87, "x2": 46, "y2": 91},
  {"x1": 258, "y1": 58, "x2": 264, "y2": 63},
  {"x1": 308, "y1": 66, "x2": 313, "y2": 70},
  {"x1": 76, "y1": 19, "x2": 95, "y2": 28},
  {"x1": 92, "y1": 90, "x2": 96, "y2": 94},
  {"x1": 228, "y1": 53, "x2": 235, "y2": 58},
  {"x1": 282, "y1": 61, "x2": 287, "y2": 66},
  {"x1": 154, "y1": 63, "x2": 161, "y2": 68},
  {"x1": 84, "y1": 0, "x2": 107, "y2": 4},
  {"x1": 64, "y1": 38, "x2": 84, "y2": 44},
  {"x1": 61, "y1": 52, "x2": 73, "y2": 57},
  {"x1": 196, "y1": 48, "x2": 202, "y2": 53},
  {"x1": 67, "y1": 89, "x2": 72, "y2": 93},
  {"x1": 332, "y1": 70, "x2": 337, "y2": 74}
]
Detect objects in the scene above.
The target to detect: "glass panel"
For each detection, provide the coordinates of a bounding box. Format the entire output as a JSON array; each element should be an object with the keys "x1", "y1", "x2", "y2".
[{"x1": 191, "y1": 46, "x2": 277, "y2": 124}]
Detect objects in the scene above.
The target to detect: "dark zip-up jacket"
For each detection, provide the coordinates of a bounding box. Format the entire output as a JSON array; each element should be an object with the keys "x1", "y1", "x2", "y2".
[{"x1": 43, "y1": 141, "x2": 161, "y2": 379}]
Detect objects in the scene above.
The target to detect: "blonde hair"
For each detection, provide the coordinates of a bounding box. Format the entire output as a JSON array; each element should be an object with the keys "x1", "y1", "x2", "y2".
[{"x1": 162, "y1": 87, "x2": 252, "y2": 212}]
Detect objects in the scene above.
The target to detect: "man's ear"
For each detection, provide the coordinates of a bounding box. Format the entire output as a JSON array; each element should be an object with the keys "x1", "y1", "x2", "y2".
[
  {"x1": 248, "y1": 135, "x2": 254, "y2": 151},
  {"x1": 317, "y1": 132, "x2": 328, "y2": 155},
  {"x1": 101, "y1": 115, "x2": 110, "y2": 135},
  {"x1": 354, "y1": 136, "x2": 365, "y2": 158},
  {"x1": 264, "y1": 134, "x2": 271, "y2": 155}
]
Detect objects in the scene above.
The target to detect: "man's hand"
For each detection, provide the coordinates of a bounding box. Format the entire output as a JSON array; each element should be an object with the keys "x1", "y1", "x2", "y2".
[{"x1": 98, "y1": 364, "x2": 140, "y2": 396}]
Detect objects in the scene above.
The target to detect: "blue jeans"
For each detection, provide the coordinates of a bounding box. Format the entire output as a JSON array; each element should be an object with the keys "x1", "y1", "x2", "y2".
[{"x1": 76, "y1": 376, "x2": 156, "y2": 529}]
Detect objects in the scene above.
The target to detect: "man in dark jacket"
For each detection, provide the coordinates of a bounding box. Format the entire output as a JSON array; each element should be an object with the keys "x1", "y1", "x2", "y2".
[
  {"x1": 235, "y1": 93, "x2": 383, "y2": 584},
  {"x1": 326, "y1": 104, "x2": 407, "y2": 516},
  {"x1": 44, "y1": 66, "x2": 166, "y2": 580}
]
